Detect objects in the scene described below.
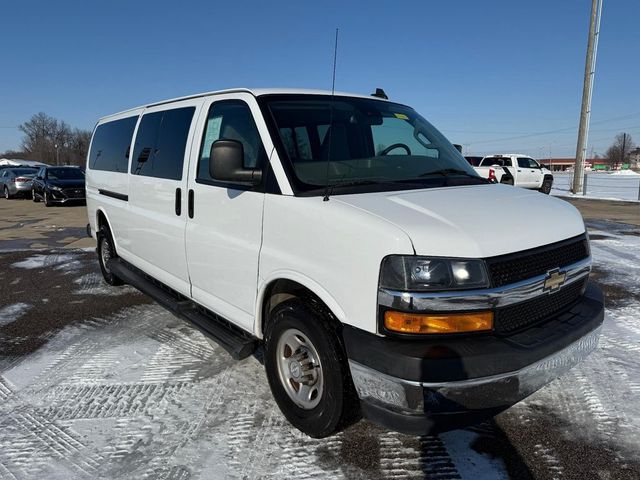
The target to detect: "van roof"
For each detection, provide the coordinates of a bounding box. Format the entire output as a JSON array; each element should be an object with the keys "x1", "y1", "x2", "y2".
[{"x1": 100, "y1": 88, "x2": 389, "y2": 122}]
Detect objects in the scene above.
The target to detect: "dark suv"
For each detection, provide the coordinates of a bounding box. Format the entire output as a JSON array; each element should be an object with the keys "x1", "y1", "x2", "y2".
[{"x1": 32, "y1": 166, "x2": 86, "y2": 206}]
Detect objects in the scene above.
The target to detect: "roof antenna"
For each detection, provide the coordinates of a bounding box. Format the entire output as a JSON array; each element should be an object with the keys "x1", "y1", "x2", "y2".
[{"x1": 323, "y1": 28, "x2": 339, "y2": 202}]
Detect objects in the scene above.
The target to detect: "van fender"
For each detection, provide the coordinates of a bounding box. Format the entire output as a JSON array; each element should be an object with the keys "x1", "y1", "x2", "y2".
[
  {"x1": 95, "y1": 207, "x2": 118, "y2": 250},
  {"x1": 254, "y1": 270, "x2": 347, "y2": 339}
]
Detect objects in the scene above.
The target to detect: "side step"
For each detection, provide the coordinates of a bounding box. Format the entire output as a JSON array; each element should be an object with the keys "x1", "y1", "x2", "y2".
[{"x1": 107, "y1": 258, "x2": 258, "y2": 360}]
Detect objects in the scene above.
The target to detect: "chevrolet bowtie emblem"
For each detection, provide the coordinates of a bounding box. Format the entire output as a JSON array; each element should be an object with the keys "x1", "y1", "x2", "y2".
[{"x1": 544, "y1": 268, "x2": 567, "y2": 292}]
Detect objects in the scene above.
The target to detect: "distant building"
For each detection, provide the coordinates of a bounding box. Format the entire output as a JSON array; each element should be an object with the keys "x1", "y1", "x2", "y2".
[{"x1": 538, "y1": 158, "x2": 603, "y2": 171}]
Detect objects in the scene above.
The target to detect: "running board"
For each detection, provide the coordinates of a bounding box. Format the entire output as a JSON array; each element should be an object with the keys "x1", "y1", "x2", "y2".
[{"x1": 107, "y1": 258, "x2": 258, "y2": 360}]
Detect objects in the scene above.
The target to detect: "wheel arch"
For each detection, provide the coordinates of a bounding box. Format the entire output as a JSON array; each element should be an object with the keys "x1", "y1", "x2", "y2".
[
  {"x1": 255, "y1": 272, "x2": 346, "y2": 339},
  {"x1": 95, "y1": 208, "x2": 118, "y2": 247}
]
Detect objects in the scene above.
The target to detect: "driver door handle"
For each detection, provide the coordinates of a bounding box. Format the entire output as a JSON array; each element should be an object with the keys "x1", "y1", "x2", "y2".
[{"x1": 175, "y1": 188, "x2": 181, "y2": 216}]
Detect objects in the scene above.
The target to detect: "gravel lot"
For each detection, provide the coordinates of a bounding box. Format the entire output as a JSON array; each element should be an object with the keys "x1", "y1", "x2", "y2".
[{"x1": 0, "y1": 197, "x2": 639, "y2": 479}]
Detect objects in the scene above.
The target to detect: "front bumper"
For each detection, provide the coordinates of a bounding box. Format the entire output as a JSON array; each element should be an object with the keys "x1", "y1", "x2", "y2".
[
  {"x1": 49, "y1": 188, "x2": 86, "y2": 203},
  {"x1": 344, "y1": 282, "x2": 604, "y2": 435}
]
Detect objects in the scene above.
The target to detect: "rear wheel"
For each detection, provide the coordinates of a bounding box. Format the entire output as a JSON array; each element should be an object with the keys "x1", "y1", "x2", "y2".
[
  {"x1": 264, "y1": 298, "x2": 360, "y2": 438},
  {"x1": 97, "y1": 226, "x2": 124, "y2": 286},
  {"x1": 4, "y1": 186, "x2": 12, "y2": 199}
]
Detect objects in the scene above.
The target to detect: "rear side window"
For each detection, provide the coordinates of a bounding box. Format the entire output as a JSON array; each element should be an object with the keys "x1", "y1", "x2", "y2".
[
  {"x1": 197, "y1": 100, "x2": 267, "y2": 182},
  {"x1": 89, "y1": 116, "x2": 138, "y2": 172},
  {"x1": 517, "y1": 157, "x2": 532, "y2": 168},
  {"x1": 131, "y1": 107, "x2": 195, "y2": 180}
]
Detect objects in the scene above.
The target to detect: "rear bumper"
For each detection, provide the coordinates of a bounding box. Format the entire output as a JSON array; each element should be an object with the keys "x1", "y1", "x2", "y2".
[{"x1": 344, "y1": 282, "x2": 604, "y2": 435}]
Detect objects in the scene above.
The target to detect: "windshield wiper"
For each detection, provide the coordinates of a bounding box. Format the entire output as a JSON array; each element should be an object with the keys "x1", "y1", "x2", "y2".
[
  {"x1": 418, "y1": 168, "x2": 480, "y2": 179},
  {"x1": 322, "y1": 179, "x2": 417, "y2": 199}
]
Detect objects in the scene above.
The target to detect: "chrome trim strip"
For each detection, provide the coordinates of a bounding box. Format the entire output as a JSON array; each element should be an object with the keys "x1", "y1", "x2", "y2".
[{"x1": 378, "y1": 257, "x2": 591, "y2": 311}]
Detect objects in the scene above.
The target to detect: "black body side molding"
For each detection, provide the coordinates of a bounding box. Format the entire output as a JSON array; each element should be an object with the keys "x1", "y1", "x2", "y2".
[
  {"x1": 98, "y1": 189, "x2": 129, "y2": 202},
  {"x1": 106, "y1": 258, "x2": 258, "y2": 360}
]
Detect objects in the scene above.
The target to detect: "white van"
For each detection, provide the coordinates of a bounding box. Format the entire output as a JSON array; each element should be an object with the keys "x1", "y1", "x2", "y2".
[{"x1": 86, "y1": 88, "x2": 603, "y2": 438}]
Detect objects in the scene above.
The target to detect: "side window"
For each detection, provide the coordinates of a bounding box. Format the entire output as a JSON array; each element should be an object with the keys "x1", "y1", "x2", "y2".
[
  {"x1": 89, "y1": 116, "x2": 138, "y2": 172},
  {"x1": 517, "y1": 157, "x2": 530, "y2": 168},
  {"x1": 197, "y1": 100, "x2": 267, "y2": 182},
  {"x1": 131, "y1": 107, "x2": 195, "y2": 180},
  {"x1": 504, "y1": 159, "x2": 513, "y2": 167},
  {"x1": 529, "y1": 159, "x2": 540, "y2": 168}
]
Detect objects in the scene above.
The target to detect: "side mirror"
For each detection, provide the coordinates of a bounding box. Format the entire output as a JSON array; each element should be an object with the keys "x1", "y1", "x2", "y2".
[{"x1": 209, "y1": 139, "x2": 262, "y2": 185}]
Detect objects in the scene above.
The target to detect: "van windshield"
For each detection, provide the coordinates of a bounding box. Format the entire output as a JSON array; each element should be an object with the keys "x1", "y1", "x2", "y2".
[{"x1": 261, "y1": 95, "x2": 484, "y2": 195}]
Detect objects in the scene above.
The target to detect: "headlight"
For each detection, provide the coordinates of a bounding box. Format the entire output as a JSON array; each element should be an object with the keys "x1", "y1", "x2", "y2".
[
  {"x1": 50, "y1": 185, "x2": 63, "y2": 191},
  {"x1": 379, "y1": 256, "x2": 489, "y2": 291}
]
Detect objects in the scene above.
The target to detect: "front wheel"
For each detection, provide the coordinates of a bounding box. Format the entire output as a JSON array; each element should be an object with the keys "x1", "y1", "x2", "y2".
[
  {"x1": 44, "y1": 190, "x2": 53, "y2": 207},
  {"x1": 264, "y1": 299, "x2": 360, "y2": 438},
  {"x1": 539, "y1": 177, "x2": 553, "y2": 194},
  {"x1": 32, "y1": 188, "x2": 40, "y2": 202},
  {"x1": 97, "y1": 226, "x2": 124, "y2": 286}
]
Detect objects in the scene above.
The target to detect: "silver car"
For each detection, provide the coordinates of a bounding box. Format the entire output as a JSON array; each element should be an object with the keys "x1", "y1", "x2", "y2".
[{"x1": 1, "y1": 167, "x2": 39, "y2": 199}]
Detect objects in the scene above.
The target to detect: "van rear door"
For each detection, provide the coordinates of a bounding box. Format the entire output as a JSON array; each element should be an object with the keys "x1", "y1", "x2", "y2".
[
  {"x1": 127, "y1": 99, "x2": 203, "y2": 297},
  {"x1": 184, "y1": 93, "x2": 274, "y2": 332}
]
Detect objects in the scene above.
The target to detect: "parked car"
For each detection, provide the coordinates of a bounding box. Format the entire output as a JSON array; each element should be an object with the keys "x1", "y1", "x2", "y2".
[
  {"x1": 32, "y1": 166, "x2": 86, "y2": 206},
  {"x1": 86, "y1": 88, "x2": 603, "y2": 438},
  {"x1": 1, "y1": 167, "x2": 38, "y2": 199},
  {"x1": 474, "y1": 154, "x2": 554, "y2": 193}
]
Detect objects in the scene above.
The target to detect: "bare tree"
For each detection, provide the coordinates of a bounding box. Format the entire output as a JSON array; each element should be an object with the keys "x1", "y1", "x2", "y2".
[
  {"x1": 605, "y1": 133, "x2": 635, "y2": 170},
  {"x1": 18, "y1": 112, "x2": 91, "y2": 166}
]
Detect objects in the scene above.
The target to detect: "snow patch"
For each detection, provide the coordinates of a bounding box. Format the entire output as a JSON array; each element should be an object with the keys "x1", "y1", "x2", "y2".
[
  {"x1": 0, "y1": 303, "x2": 32, "y2": 326},
  {"x1": 11, "y1": 253, "x2": 77, "y2": 270}
]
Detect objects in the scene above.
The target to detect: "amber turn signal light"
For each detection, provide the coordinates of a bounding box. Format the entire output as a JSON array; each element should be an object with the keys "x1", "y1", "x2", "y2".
[{"x1": 384, "y1": 310, "x2": 493, "y2": 334}]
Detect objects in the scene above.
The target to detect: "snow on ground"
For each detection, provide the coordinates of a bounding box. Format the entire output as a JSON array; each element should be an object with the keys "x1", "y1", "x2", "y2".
[
  {"x1": 11, "y1": 253, "x2": 79, "y2": 271},
  {"x1": 551, "y1": 172, "x2": 640, "y2": 202},
  {"x1": 0, "y1": 303, "x2": 32, "y2": 327},
  {"x1": 0, "y1": 226, "x2": 639, "y2": 478}
]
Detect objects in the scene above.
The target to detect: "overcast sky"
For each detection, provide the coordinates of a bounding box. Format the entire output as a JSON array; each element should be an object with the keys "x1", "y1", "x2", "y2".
[{"x1": 1, "y1": 0, "x2": 638, "y2": 158}]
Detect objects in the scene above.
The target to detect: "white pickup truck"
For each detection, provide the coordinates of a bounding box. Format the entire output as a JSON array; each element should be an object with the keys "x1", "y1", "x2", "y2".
[{"x1": 474, "y1": 154, "x2": 554, "y2": 194}]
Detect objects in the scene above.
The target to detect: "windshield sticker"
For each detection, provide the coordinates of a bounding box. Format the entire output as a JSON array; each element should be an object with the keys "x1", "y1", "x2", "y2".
[{"x1": 393, "y1": 113, "x2": 409, "y2": 120}]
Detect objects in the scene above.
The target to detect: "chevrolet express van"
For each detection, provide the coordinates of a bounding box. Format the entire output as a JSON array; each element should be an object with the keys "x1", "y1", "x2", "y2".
[{"x1": 86, "y1": 88, "x2": 604, "y2": 438}]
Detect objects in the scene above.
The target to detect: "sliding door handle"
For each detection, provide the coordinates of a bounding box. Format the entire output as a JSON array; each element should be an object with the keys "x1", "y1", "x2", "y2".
[
  {"x1": 175, "y1": 188, "x2": 181, "y2": 216},
  {"x1": 188, "y1": 189, "x2": 194, "y2": 219}
]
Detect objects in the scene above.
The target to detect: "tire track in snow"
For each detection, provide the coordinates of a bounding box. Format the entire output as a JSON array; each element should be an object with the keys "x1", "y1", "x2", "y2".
[
  {"x1": 0, "y1": 376, "x2": 13, "y2": 401},
  {"x1": 148, "y1": 327, "x2": 216, "y2": 361},
  {"x1": 571, "y1": 369, "x2": 618, "y2": 439},
  {"x1": 11, "y1": 411, "x2": 103, "y2": 476},
  {"x1": 37, "y1": 382, "x2": 192, "y2": 420}
]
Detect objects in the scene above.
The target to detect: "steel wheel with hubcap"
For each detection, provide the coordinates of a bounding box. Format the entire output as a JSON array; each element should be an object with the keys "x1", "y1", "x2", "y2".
[
  {"x1": 276, "y1": 328, "x2": 324, "y2": 410},
  {"x1": 264, "y1": 298, "x2": 360, "y2": 438}
]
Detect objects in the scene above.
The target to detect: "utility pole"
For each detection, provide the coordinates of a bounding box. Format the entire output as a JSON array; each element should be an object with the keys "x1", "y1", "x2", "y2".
[
  {"x1": 620, "y1": 132, "x2": 627, "y2": 170},
  {"x1": 572, "y1": 0, "x2": 603, "y2": 193}
]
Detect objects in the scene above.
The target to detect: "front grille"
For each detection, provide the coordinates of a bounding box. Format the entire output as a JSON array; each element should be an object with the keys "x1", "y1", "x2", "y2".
[
  {"x1": 494, "y1": 279, "x2": 586, "y2": 334},
  {"x1": 486, "y1": 235, "x2": 589, "y2": 288},
  {"x1": 63, "y1": 188, "x2": 85, "y2": 199}
]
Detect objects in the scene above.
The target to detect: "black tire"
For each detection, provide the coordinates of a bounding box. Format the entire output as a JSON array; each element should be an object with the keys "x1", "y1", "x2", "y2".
[
  {"x1": 264, "y1": 298, "x2": 360, "y2": 438},
  {"x1": 97, "y1": 225, "x2": 124, "y2": 286},
  {"x1": 3, "y1": 186, "x2": 11, "y2": 199},
  {"x1": 539, "y1": 176, "x2": 553, "y2": 194},
  {"x1": 32, "y1": 188, "x2": 40, "y2": 202},
  {"x1": 44, "y1": 190, "x2": 53, "y2": 207}
]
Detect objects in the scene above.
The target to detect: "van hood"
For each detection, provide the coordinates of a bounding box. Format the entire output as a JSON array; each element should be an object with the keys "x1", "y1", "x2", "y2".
[{"x1": 335, "y1": 184, "x2": 586, "y2": 258}]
